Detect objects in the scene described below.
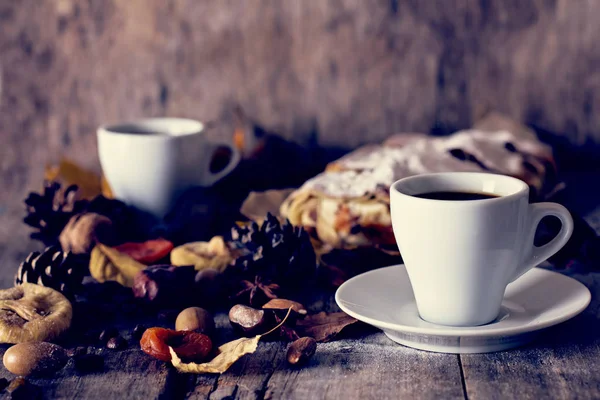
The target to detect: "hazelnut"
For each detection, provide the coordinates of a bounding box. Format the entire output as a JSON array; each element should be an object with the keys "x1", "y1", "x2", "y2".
[
  {"x1": 3, "y1": 342, "x2": 68, "y2": 376},
  {"x1": 175, "y1": 307, "x2": 215, "y2": 336}
]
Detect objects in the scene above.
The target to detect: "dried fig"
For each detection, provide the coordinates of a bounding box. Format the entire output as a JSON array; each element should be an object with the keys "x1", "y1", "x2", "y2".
[
  {"x1": 171, "y1": 236, "x2": 232, "y2": 272},
  {"x1": 229, "y1": 304, "x2": 273, "y2": 337},
  {"x1": 59, "y1": 212, "x2": 114, "y2": 254},
  {"x1": 0, "y1": 283, "x2": 72, "y2": 343},
  {"x1": 132, "y1": 265, "x2": 196, "y2": 305},
  {"x1": 3, "y1": 342, "x2": 68, "y2": 376},
  {"x1": 287, "y1": 337, "x2": 316, "y2": 366},
  {"x1": 140, "y1": 327, "x2": 212, "y2": 362},
  {"x1": 175, "y1": 307, "x2": 215, "y2": 336}
]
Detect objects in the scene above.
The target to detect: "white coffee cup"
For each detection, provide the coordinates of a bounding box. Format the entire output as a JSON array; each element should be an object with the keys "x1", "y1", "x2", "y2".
[
  {"x1": 390, "y1": 172, "x2": 574, "y2": 327},
  {"x1": 97, "y1": 118, "x2": 240, "y2": 218}
]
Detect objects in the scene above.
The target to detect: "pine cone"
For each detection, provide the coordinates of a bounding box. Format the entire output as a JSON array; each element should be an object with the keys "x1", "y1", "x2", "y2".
[
  {"x1": 15, "y1": 246, "x2": 88, "y2": 297},
  {"x1": 24, "y1": 182, "x2": 87, "y2": 245},
  {"x1": 226, "y1": 213, "x2": 317, "y2": 305}
]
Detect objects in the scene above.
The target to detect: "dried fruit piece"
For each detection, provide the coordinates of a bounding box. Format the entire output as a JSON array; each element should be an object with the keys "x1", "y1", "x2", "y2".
[
  {"x1": 229, "y1": 304, "x2": 273, "y2": 337},
  {"x1": 287, "y1": 337, "x2": 316, "y2": 366},
  {"x1": 59, "y1": 212, "x2": 115, "y2": 254},
  {"x1": 140, "y1": 327, "x2": 212, "y2": 362},
  {"x1": 89, "y1": 243, "x2": 146, "y2": 287},
  {"x1": 171, "y1": 237, "x2": 233, "y2": 272},
  {"x1": 169, "y1": 307, "x2": 294, "y2": 374},
  {"x1": 3, "y1": 342, "x2": 68, "y2": 376},
  {"x1": 0, "y1": 283, "x2": 72, "y2": 343},
  {"x1": 175, "y1": 307, "x2": 215, "y2": 336},
  {"x1": 132, "y1": 265, "x2": 196, "y2": 304},
  {"x1": 115, "y1": 239, "x2": 174, "y2": 265}
]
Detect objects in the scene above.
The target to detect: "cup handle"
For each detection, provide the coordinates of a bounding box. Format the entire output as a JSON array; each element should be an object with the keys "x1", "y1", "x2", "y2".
[
  {"x1": 204, "y1": 142, "x2": 241, "y2": 186},
  {"x1": 509, "y1": 203, "x2": 574, "y2": 283}
]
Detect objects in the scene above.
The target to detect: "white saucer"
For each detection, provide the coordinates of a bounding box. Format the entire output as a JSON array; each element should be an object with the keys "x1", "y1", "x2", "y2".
[{"x1": 335, "y1": 265, "x2": 591, "y2": 354}]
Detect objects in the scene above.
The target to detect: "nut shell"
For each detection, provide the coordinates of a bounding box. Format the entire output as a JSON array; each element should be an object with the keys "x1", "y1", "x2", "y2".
[
  {"x1": 3, "y1": 342, "x2": 68, "y2": 376},
  {"x1": 0, "y1": 283, "x2": 72, "y2": 343},
  {"x1": 175, "y1": 307, "x2": 215, "y2": 336},
  {"x1": 286, "y1": 337, "x2": 316, "y2": 366}
]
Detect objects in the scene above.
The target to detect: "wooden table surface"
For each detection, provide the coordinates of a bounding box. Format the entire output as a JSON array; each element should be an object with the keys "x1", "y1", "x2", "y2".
[{"x1": 0, "y1": 172, "x2": 598, "y2": 400}]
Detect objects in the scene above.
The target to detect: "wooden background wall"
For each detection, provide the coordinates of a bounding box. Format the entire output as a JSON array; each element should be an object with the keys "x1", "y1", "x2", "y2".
[{"x1": 1, "y1": 0, "x2": 600, "y2": 201}]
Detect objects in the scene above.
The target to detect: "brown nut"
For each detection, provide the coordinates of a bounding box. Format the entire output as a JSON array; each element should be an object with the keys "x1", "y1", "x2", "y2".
[
  {"x1": 228, "y1": 304, "x2": 272, "y2": 337},
  {"x1": 286, "y1": 337, "x2": 317, "y2": 366},
  {"x1": 3, "y1": 342, "x2": 68, "y2": 376},
  {"x1": 262, "y1": 299, "x2": 307, "y2": 320},
  {"x1": 59, "y1": 212, "x2": 114, "y2": 254},
  {"x1": 175, "y1": 307, "x2": 215, "y2": 336},
  {"x1": 0, "y1": 283, "x2": 72, "y2": 343}
]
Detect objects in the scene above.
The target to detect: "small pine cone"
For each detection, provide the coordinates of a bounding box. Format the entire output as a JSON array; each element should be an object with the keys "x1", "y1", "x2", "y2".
[
  {"x1": 15, "y1": 246, "x2": 88, "y2": 297},
  {"x1": 24, "y1": 181, "x2": 87, "y2": 245}
]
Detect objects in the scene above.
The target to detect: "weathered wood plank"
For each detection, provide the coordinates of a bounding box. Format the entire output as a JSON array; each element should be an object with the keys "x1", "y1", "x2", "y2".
[{"x1": 264, "y1": 333, "x2": 465, "y2": 400}]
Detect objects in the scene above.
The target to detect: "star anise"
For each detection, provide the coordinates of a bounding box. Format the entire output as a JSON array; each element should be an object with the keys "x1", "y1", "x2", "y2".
[{"x1": 231, "y1": 276, "x2": 280, "y2": 307}]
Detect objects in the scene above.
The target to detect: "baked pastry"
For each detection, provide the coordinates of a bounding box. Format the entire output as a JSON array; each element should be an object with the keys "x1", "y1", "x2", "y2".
[{"x1": 280, "y1": 127, "x2": 560, "y2": 252}]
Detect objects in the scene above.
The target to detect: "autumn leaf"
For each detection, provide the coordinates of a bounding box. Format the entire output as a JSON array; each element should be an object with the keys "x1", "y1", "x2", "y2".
[
  {"x1": 90, "y1": 243, "x2": 146, "y2": 287},
  {"x1": 170, "y1": 236, "x2": 232, "y2": 272},
  {"x1": 45, "y1": 158, "x2": 114, "y2": 200},
  {"x1": 169, "y1": 307, "x2": 293, "y2": 374},
  {"x1": 296, "y1": 312, "x2": 358, "y2": 342},
  {"x1": 169, "y1": 336, "x2": 260, "y2": 374}
]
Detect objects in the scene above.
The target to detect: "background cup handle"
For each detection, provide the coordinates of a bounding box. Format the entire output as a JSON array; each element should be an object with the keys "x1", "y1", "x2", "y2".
[
  {"x1": 204, "y1": 142, "x2": 241, "y2": 186},
  {"x1": 509, "y1": 203, "x2": 574, "y2": 283}
]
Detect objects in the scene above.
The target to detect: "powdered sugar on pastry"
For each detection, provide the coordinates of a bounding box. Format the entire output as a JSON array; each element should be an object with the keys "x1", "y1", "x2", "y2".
[{"x1": 295, "y1": 129, "x2": 554, "y2": 199}]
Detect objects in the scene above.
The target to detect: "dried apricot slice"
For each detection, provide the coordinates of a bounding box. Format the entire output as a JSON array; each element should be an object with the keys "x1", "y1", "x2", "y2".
[
  {"x1": 114, "y1": 239, "x2": 174, "y2": 265},
  {"x1": 140, "y1": 327, "x2": 212, "y2": 362}
]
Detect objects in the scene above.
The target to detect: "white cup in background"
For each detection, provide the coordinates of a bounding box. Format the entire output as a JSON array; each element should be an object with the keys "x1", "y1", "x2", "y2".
[{"x1": 97, "y1": 118, "x2": 240, "y2": 219}]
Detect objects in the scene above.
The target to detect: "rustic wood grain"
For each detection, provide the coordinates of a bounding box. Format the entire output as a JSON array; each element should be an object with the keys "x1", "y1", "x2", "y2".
[
  {"x1": 265, "y1": 334, "x2": 465, "y2": 400},
  {"x1": 3, "y1": 0, "x2": 600, "y2": 203},
  {"x1": 460, "y1": 270, "x2": 600, "y2": 400}
]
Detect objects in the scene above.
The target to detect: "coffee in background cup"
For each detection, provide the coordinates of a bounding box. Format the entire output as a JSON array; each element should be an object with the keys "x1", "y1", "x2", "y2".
[{"x1": 97, "y1": 118, "x2": 240, "y2": 219}]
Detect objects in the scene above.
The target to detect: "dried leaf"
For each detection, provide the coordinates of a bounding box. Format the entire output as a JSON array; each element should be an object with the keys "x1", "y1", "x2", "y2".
[
  {"x1": 45, "y1": 158, "x2": 107, "y2": 200},
  {"x1": 89, "y1": 243, "x2": 146, "y2": 287},
  {"x1": 170, "y1": 237, "x2": 232, "y2": 272},
  {"x1": 240, "y1": 189, "x2": 294, "y2": 222},
  {"x1": 101, "y1": 176, "x2": 114, "y2": 199},
  {"x1": 169, "y1": 336, "x2": 259, "y2": 374},
  {"x1": 296, "y1": 312, "x2": 357, "y2": 342},
  {"x1": 170, "y1": 307, "x2": 293, "y2": 374}
]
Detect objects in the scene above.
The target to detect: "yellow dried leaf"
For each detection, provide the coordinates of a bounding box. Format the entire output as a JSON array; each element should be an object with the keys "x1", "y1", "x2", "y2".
[
  {"x1": 170, "y1": 236, "x2": 232, "y2": 272},
  {"x1": 169, "y1": 307, "x2": 294, "y2": 374},
  {"x1": 44, "y1": 158, "x2": 103, "y2": 200},
  {"x1": 169, "y1": 336, "x2": 260, "y2": 374},
  {"x1": 101, "y1": 175, "x2": 114, "y2": 199},
  {"x1": 90, "y1": 243, "x2": 146, "y2": 287}
]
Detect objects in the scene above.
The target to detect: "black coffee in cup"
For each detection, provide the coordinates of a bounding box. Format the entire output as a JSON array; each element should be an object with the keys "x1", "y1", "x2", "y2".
[{"x1": 414, "y1": 191, "x2": 500, "y2": 201}]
